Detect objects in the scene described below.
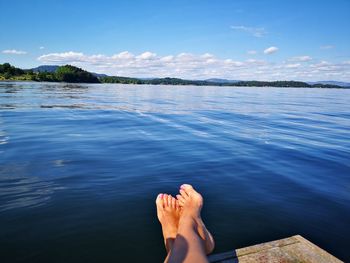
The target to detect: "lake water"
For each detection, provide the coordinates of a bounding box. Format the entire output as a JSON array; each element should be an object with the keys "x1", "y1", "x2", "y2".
[{"x1": 0, "y1": 82, "x2": 349, "y2": 262}]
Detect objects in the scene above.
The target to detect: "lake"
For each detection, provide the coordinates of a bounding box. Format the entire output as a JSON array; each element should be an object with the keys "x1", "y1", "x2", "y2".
[{"x1": 0, "y1": 82, "x2": 349, "y2": 262}]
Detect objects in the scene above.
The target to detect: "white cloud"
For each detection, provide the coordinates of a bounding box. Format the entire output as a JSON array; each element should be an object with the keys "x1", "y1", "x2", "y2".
[
  {"x1": 245, "y1": 59, "x2": 265, "y2": 65},
  {"x1": 247, "y1": 50, "x2": 257, "y2": 55},
  {"x1": 112, "y1": 51, "x2": 134, "y2": 60},
  {"x1": 201, "y1": 53, "x2": 215, "y2": 59},
  {"x1": 263, "y1": 46, "x2": 278, "y2": 55},
  {"x1": 285, "y1": 63, "x2": 301, "y2": 68},
  {"x1": 160, "y1": 55, "x2": 174, "y2": 62},
  {"x1": 137, "y1": 51, "x2": 157, "y2": 60},
  {"x1": 39, "y1": 46, "x2": 45, "y2": 50},
  {"x1": 38, "y1": 51, "x2": 85, "y2": 63},
  {"x1": 37, "y1": 50, "x2": 350, "y2": 81},
  {"x1": 312, "y1": 61, "x2": 330, "y2": 67},
  {"x1": 231, "y1": 25, "x2": 267, "y2": 37},
  {"x1": 289, "y1": 56, "x2": 312, "y2": 62},
  {"x1": 2, "y1": 49, "x2": 27, "y2": 55},
  {"x1": 320, "y1": 45, "x2": 334, "y2": 50},
  {"x1": 177, "y1": 52, "x2": 195, "y2": 61}
]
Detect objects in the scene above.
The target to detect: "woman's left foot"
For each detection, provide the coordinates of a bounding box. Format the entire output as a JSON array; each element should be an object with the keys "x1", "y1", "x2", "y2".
[
  {"x1": 176, "y1": 184, "x2": 215, "y2": 254},
  {"x1": 156, "y1": 193, "x2": 181, "y2": 252}
]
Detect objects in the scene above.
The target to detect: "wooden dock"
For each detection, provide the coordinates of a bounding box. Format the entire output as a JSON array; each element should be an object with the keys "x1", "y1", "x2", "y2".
[{"x1": 208, "y1": 235, "x2": 343, "y2": 263}]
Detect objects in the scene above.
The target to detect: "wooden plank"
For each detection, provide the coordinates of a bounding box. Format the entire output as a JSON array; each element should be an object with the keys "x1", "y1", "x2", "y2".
[{"x1": 208, "y1": 235, "x2": 344, "y2": 263}]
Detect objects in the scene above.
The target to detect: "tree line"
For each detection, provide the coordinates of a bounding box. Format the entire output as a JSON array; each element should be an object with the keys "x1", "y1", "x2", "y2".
[
  {"x1": 0, "y1": 63, "x2": 99, "y2": 83},
  {"x1": 100, "y1": 76, "x2": 342, "y2": 88},
  {"x1": 0, "y1": 62, "x2": 345, "y2": 88}
]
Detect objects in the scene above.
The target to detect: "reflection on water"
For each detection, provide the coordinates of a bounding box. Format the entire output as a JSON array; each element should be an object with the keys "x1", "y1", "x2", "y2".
[
  {"x1": 0, "y1": 82, "x2": 350, "y2": 262},
  {"x1": 0, "y1": 172, "x2": 56, "y2": 211}
]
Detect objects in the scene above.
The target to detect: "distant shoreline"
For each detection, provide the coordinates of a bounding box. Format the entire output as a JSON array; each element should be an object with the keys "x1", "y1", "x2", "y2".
[
  {"x1": 1, "y1": 79, "x2": 349, "y2": 89},
  {"x1": 1, "y1": 63, "x2": 349, "y2": 89}
]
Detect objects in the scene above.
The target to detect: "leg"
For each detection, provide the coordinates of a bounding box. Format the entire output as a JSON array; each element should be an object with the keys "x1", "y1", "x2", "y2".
[
  {"x1": 167, "y1": 217, "x2": 209, "y2": 263},
  {"x1": 167, "y1": 184, "x2": 211, "y2": 263}
]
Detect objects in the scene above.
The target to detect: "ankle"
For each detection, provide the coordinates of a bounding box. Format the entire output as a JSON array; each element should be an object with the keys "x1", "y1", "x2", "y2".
[{"x1": 179, "y1": 215, "x2": 198, "y2": 228}]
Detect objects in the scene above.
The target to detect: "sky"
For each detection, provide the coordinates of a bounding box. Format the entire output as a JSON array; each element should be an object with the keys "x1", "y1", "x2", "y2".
[{"x1": 1, "y1": 0, "x2": 350, "y2": 81}]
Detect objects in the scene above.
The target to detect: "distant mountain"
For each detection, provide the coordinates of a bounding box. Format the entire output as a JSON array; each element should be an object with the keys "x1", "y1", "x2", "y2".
[
  {"x1": 307, "y1": 81, "x2": 350, "y2": 87},
  {"x1": 205, "y1": 78, "x2": 240, "y2": 83},
  {"x1": 138, "y1": 77, "x2": 156, "y2": 80},
  {"x1": 31, "y1": 65, "x2": 59, "y2": 73},
  {"x1": 91, "y1": 72, "x2": 108, "y2": 78},
  {"x1": 32, "y1": 65, "x2": 108, "y2": 78}
]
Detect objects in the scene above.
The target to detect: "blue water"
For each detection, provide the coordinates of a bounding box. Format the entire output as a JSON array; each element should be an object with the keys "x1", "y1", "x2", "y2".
[{"x1": 0, "y1": 82, "x2": 349, "y2": 262}]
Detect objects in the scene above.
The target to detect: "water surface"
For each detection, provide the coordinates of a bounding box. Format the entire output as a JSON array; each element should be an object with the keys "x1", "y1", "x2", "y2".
[{"x1": 0, "y1": 82, "x2": 349, "y2": 262}]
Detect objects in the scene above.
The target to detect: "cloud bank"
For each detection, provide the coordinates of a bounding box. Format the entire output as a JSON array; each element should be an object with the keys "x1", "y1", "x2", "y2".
[
  {"x1": 289, "y1": 56, "x2": 312, "y2": 62},
  {"x1": 2, "y1": 49, "x2": 27, "y2": 55},
  {"x1": 37, "y1": 51, "x2": 350, "y2": 81}
]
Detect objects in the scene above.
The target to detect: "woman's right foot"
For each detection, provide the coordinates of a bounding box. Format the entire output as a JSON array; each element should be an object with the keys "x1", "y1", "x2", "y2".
[
  {"x1": 176, "y1": 184, "x2": 215, "y2": 254},
  {"x1": 156, "y1": 193, "x2": 181, "y2": 253}
]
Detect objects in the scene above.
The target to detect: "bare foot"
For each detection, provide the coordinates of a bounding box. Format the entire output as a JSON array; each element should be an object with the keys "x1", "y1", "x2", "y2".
[
  {"x1": 176, "y1": 184, "x2": 215, "y2": 254},
  {"x1": 156, "y1": 193, "x2": 181, "y2": 252}
]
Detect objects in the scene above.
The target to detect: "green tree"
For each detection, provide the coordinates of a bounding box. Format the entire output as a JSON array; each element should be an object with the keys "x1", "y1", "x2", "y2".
[{"x1": 55, "y1": 65, "x2": 100, "y2": 83}]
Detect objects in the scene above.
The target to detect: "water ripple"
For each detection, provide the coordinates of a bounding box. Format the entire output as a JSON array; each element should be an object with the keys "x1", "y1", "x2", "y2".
[{"x1": 0, "y1": 83, "x2": 350, "y2": 262}]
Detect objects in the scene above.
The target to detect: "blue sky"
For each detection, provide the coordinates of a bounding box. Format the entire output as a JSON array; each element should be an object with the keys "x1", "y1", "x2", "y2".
[{"x1": 1, "y1": 0, "x2": 349, "y2": 81}]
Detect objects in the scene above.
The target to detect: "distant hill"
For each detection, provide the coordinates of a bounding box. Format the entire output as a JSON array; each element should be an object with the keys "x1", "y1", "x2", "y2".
[
  {"x1": 31, "y1": 65, "x2": 59, "y2": 73},
  {"x1": 32, "y1": 65, "x2": 108, "y2": 78},
  {"x1": 205, "y1": 79, "x2": 350, "y2": 88},
  {"x1": 100, "y1": 77, "x2": 345, "y2": 88},
  {"x1": 205, "y1": 78, "x2": 240, "y2": 83},
  {"x1": 53, "y1": 65, "x2": 99, "y2": 83},
  {"x1": 91, "y1": 72, "x2": 108, "y2": 78},
  {"x1": 1, "y1": 63, "x2": 99, "y2": 83},
  {"x1": 307, "y1": 81, "x2": 350, "y2": 87}
]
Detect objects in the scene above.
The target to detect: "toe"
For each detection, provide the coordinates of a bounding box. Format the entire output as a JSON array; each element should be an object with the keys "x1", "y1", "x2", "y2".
[
  {"x1": 156, "y1": 193, "x2": 164, "y2": 208},
  {"x1": 181, "y1": 184, "x2": 193, "y2": 189},
  {"x1": 171, "y1": 196, "x2": 176, "y2": 209},
  {"x1": 179, "y1": 189, "x2": 189, "y2": 199},
  {"x1": 162, "y1": 194, "x2": 168, "y2": 207},
  {"x1": 167, "y1": 194, "x2": 172, "y2": 207},
  {"x1": 176, "y1": 194, "x2": 186, "y2": 206},
  {"x1": 175, "y1": 199, "x2": 180, "y2": 210},
  {"x1": 180, "y1": 184, "x2": 195, "y2": 195}
]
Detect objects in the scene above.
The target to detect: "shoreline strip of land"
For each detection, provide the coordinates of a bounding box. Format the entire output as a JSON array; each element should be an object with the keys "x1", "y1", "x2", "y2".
[{"x1": 1, "y1": 63, "x2": 349, "y2": 89}]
